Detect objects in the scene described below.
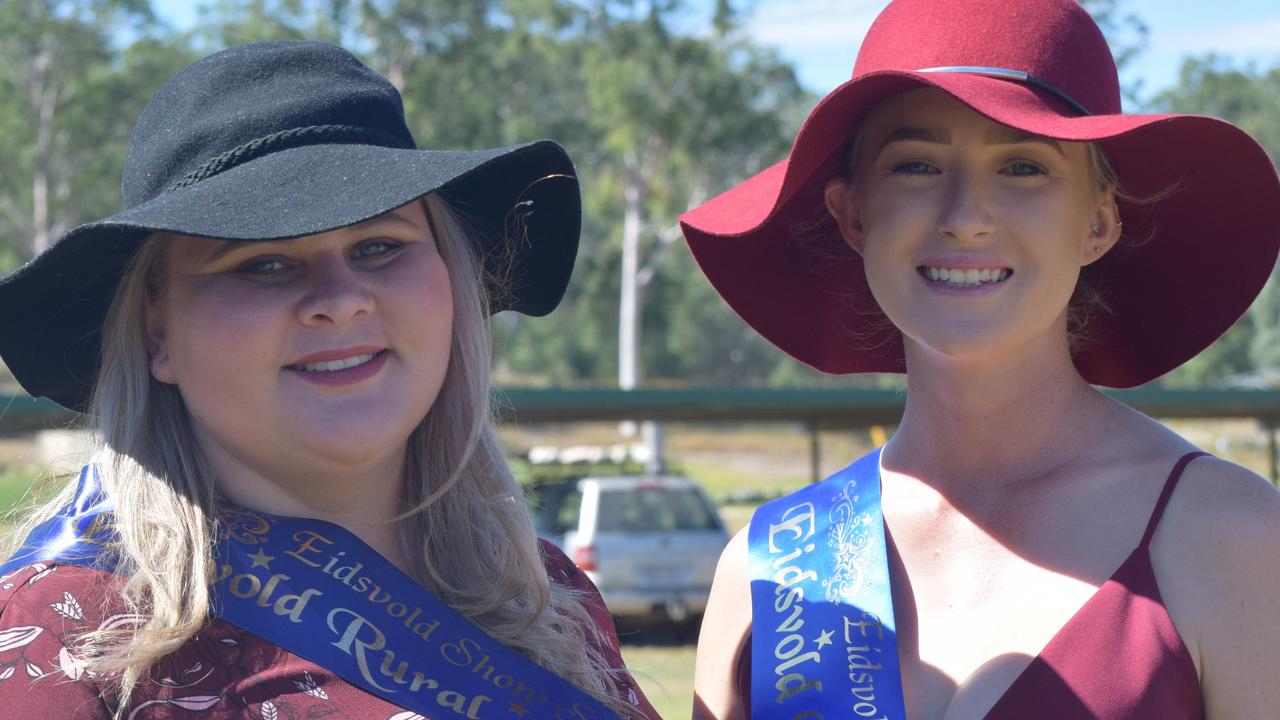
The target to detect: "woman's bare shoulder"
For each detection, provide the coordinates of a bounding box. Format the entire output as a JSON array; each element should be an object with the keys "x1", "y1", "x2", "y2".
[
  {"x1": 700, "y1": 527, "x2": 751, "y2": 641},
  {"x1": 1153, "y1": 454, "x2": 1280, "y2": 716},
  {"x1": 694, "y1": 527, "x2": 752, "y2": 720},
  {"x1": 1164, "y1": 454, "x2": 1280, "y2": 551},
  {"x1": 1149, "y1": 451, "x2": 1278, "y2": 596}
]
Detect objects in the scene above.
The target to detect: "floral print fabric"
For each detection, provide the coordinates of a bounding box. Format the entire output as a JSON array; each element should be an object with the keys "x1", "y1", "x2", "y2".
[{"x1": 0, "y1": 543, "x2": 657, "y2": 720}]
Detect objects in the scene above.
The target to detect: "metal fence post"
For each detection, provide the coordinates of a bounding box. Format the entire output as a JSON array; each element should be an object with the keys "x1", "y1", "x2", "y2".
[{"x1": 809, "y1": 425, "x2": 821, "y2": 484}]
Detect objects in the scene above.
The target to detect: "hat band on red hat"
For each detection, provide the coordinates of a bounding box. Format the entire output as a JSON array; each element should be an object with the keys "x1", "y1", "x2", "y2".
[{"x1": 919, "y1": 66, "x2": 1093, "y2": 116}]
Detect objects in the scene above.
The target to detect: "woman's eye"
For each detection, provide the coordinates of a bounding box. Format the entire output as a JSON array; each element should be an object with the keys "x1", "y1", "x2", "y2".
[
  {"x1": 236, "y1": 257, "x2": 287, "y2": 275},
  {"x1": 353, "y1": 239, "x2": 403, "y2": 260},
  {"x1": 891, "y1": 161, "x2": 938, "y2": 175},
  {"x1": 1003, "y1": 161, "x2": 1048, "y2": 177}
]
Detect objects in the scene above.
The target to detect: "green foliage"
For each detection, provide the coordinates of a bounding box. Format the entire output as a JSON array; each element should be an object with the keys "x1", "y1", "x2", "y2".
[
  {"x1": 0, "y1": 465, "x2": 46, "y2": 518},
  {"x1": 0, "y1": 0, "x2": 190, "y2": 268},
  {"x1": 4, "y1": 0, "x2": 1278, "y2": 391}
]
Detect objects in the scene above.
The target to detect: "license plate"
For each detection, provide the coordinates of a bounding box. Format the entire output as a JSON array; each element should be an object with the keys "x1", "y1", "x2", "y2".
[{"x1": 639, "y1": 565, "x2": 688, "y2": 585}]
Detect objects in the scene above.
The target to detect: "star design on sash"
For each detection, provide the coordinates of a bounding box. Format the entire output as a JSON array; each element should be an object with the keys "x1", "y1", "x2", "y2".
[
  {"x1": 507, "y1": 701, "x2": 528, "y2": 717},
  {"x1": 814, "y1": 628, "x2": 834, "y2": 650},
  {"x1": 248, "y1": 548, "x2": 275, "y2": 569}
]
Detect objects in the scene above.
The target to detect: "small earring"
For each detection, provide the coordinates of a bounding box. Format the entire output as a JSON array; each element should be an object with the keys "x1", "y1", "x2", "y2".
[
  {"x1": 1092, "y1": 244, "x2": 1102, "y2": 253},
  {"x1": 1091, "y1": 223, "x2": 1101, "y2": 235}
]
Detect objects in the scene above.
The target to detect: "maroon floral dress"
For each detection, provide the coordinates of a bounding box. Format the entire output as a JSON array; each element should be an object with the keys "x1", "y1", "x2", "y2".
[{"x1": 0, "y1": 542, "x2": 658, "y2": 720}]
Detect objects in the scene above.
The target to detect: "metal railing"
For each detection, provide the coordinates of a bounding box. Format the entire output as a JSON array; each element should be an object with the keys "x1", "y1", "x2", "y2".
[{"x1": 7, "y1": 388, "x2": 1280, "y2": 479}]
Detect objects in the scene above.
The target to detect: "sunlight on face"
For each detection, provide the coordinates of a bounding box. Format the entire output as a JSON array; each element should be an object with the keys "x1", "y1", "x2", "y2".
[
  {"x1": 825, "y1": 88, "x2": 1114, "y2": 371},
  {"x1": 144, "y1": 201, "x2": 454, "y2": 486}
]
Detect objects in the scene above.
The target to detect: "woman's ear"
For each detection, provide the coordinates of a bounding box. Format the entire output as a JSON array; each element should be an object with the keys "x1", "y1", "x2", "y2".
[
  {"x1": 824, "y1": 176, "x2": 864, "y2": 255},
  {"x1": 143, "y1": 294, "x2": 177, "y2": 384},
  {"x1": 1082, "y1": 188, "x2": 1122, "y2": 266}
]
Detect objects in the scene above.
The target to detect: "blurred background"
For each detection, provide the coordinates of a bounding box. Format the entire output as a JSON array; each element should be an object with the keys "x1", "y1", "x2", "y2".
[{"x1": 1, "y1": 1, "x2": 1279, "y2": 717}]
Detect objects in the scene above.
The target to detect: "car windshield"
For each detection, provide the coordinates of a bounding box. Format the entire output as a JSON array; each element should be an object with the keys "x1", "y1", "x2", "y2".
[
  {"x1": 597, "y1": 487, "x2": 719, "y2": 532},
  {"x1": 528, "y1": 483, "x2": 581, "y2": 536}
]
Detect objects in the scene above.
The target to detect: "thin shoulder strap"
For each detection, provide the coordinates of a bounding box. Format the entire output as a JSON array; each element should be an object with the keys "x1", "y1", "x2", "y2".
[{"x1": 1139, "y1": 451, "x2": 1209, "y2": 549}]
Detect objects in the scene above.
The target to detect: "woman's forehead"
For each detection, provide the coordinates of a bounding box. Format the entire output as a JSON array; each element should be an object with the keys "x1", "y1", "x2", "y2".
[
  {"x1": 858, "y1": 87, "x2": 1086, "y2": 159},
  {"x1": 864, "y1": 88, "x2": 1028, "y2": 139},
  {"x1": 163, "y1": 201, "x2": 432, "y2": 263}
]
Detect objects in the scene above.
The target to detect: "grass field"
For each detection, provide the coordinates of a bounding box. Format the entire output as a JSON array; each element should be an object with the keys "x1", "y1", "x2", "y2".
[{"x1": 616, "y1": 626, "x2": 697, "y2": 720}]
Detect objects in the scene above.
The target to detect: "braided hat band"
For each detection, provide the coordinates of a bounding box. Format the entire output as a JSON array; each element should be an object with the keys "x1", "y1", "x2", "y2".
[{"x1": 168, "y1": 125, "x2": 411, "y2": 192}]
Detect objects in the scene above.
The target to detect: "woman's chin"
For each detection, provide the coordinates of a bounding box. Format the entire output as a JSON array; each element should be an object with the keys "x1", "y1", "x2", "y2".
[
  {"x1": 902, "y1": 323, "x2": 1011, "y2": 360},
  {"x1": 902, "y1": 323, "x2": 1072, "y2": 378},
  {"x1": 300, "y1": 430, "x2": 413, "y2": 468}
]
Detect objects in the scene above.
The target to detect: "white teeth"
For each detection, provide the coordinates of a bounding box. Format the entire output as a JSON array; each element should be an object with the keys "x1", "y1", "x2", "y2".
[
  {"x1": 293, "y1": 353, "x2": 377, "y2": 372},
  {"x1": 921, "y1": 267, "x2": 1009, "y2": 287}
]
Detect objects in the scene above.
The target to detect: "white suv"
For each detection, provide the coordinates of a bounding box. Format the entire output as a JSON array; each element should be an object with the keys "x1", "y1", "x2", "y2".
[{"x1": 531, "y1": 476, "x2": 728, "y2": 624}]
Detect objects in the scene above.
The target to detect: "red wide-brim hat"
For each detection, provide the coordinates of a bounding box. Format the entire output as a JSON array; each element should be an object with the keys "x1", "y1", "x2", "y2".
[{"x1": 681, "y1": 0, "x2": 1280, "y2": 388}]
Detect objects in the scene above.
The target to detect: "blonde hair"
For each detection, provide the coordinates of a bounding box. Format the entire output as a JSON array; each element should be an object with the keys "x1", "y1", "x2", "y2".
[{"x1": 5, "y1": 194, "x2": 633, "y2": 717}]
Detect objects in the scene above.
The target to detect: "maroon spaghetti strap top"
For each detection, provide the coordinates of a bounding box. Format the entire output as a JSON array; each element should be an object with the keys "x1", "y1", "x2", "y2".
[{"x1": 735, "y1": 452, "x2": 1207, "y2": 719}]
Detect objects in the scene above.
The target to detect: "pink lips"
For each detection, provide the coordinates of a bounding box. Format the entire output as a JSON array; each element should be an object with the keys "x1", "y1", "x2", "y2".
[
  {"x1": 284, "y1": 346, "x2": 388, "y2": 387},
  {"x1": 918, "y1": 253, "x2": 1009, "y2": 268},
  {"x1": 287, "y1": 345, "x2": 385, "y2": 365}
]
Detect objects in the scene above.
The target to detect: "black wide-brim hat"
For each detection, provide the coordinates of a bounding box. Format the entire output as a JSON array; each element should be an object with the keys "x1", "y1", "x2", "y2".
[
  {"x1": 681, "y1": 0, "x2": 1280, "y2": 388},
  {"x1": 0, "y1": 40, "x2": 581, "y2": 411}
]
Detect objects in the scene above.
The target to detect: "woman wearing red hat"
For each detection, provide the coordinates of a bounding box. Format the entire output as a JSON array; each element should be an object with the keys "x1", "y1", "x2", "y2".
[
  {"x1": 0, "y1": 42, "x2": 655, "y2": 719},
  {"x1": 686, "y1": 1, "x2": 1280, "y2": 719}
]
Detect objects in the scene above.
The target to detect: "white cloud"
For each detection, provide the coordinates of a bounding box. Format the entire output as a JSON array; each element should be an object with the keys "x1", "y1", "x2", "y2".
[
  {"x1": 1156, "y1": 18, "x2": 1280, "y2": 55},
  {"x1": 745, "y1": 0, "x2": 887, "y2": 51}
]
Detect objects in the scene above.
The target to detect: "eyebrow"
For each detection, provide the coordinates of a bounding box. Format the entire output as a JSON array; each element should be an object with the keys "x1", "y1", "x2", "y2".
[
  {"x1": 876, "y1": 127, "x2": 950, "y2": 154},
  {"x1": 201, "y1": 240, "x2": 248, "y2": 265},
  {"x1": 874, "y1": 125, "x2": 1065, "y2": 157},
  {"x1": 984, "y1": 127, "x2": 1065, "y2": 155},
  {"x1": 199, "y1": 211, "x2": 423, "y2": 265}
]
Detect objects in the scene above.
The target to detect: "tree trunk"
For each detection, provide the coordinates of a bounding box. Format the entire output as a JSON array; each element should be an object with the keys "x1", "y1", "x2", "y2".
[
  {"x1": 618, "y1": 151, "x2": 667, "y2": 473},
  {"x1": 30, "y1": 32, "x2": 57, "y2": 256},
  {"x1": 619, "y1": 152, "x2": 644, "y2": 391}
]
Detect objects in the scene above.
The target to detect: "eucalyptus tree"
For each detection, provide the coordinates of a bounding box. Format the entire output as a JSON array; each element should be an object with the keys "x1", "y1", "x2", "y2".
[{"x1": 0, "y1": 0, "x2": 167, "y2": 264}]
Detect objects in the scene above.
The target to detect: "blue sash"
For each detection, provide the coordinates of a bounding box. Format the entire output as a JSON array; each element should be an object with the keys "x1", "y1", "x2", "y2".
[
  {"x1": 0, "y1": 465, "x2": 622, "y2": 720},
  {"x1": 747, "y1": 448, "x2": 906, "y2": 720}
]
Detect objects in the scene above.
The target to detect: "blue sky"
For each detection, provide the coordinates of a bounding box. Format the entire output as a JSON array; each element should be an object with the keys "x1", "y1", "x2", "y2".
[
  {"x1": 153, "y1": 0, "x2": 1280, "y2": 104},
  {"x1": 741, "y1": 0, "x2": 1280, "y2": 105}
]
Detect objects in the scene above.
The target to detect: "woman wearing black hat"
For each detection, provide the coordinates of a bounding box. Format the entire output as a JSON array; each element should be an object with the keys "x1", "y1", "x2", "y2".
[
  {"x1": 0, "y1": 41, "x2": 656, "y2": 720},
  {"x1": 686, "y1": 0, "x2": 1280, "y2": 719}
]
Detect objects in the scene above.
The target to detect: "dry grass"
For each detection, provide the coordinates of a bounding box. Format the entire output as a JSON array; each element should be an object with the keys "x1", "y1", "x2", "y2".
[
  {"x1": 0, "y1": 437, "x2": 37, "y2": 466},
  {"x1": 619, "y1": 638, "x2": 696, "y2": 720}
]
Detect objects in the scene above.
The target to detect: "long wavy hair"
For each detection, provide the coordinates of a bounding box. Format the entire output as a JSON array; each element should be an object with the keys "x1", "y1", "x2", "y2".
[{"x1": 4, "y1": 194, "x2": 634, "y2": 718}]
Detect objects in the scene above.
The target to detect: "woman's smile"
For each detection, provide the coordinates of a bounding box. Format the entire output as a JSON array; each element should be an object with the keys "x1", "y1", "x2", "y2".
[
  {"x1": 284, "y1": 345, "x2": 392, "y2": 386},
  {"x1": 916, "y1": 256, "x2": 1015, "y2": 296}
]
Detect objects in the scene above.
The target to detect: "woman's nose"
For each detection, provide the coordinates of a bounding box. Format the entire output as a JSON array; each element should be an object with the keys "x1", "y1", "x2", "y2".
[
  {"x1": 936, "y1": 169, "x2": 997, "y2": 243},
  {"x1": 295, "y1": 254, "x2": 374, "y2": 326}
]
